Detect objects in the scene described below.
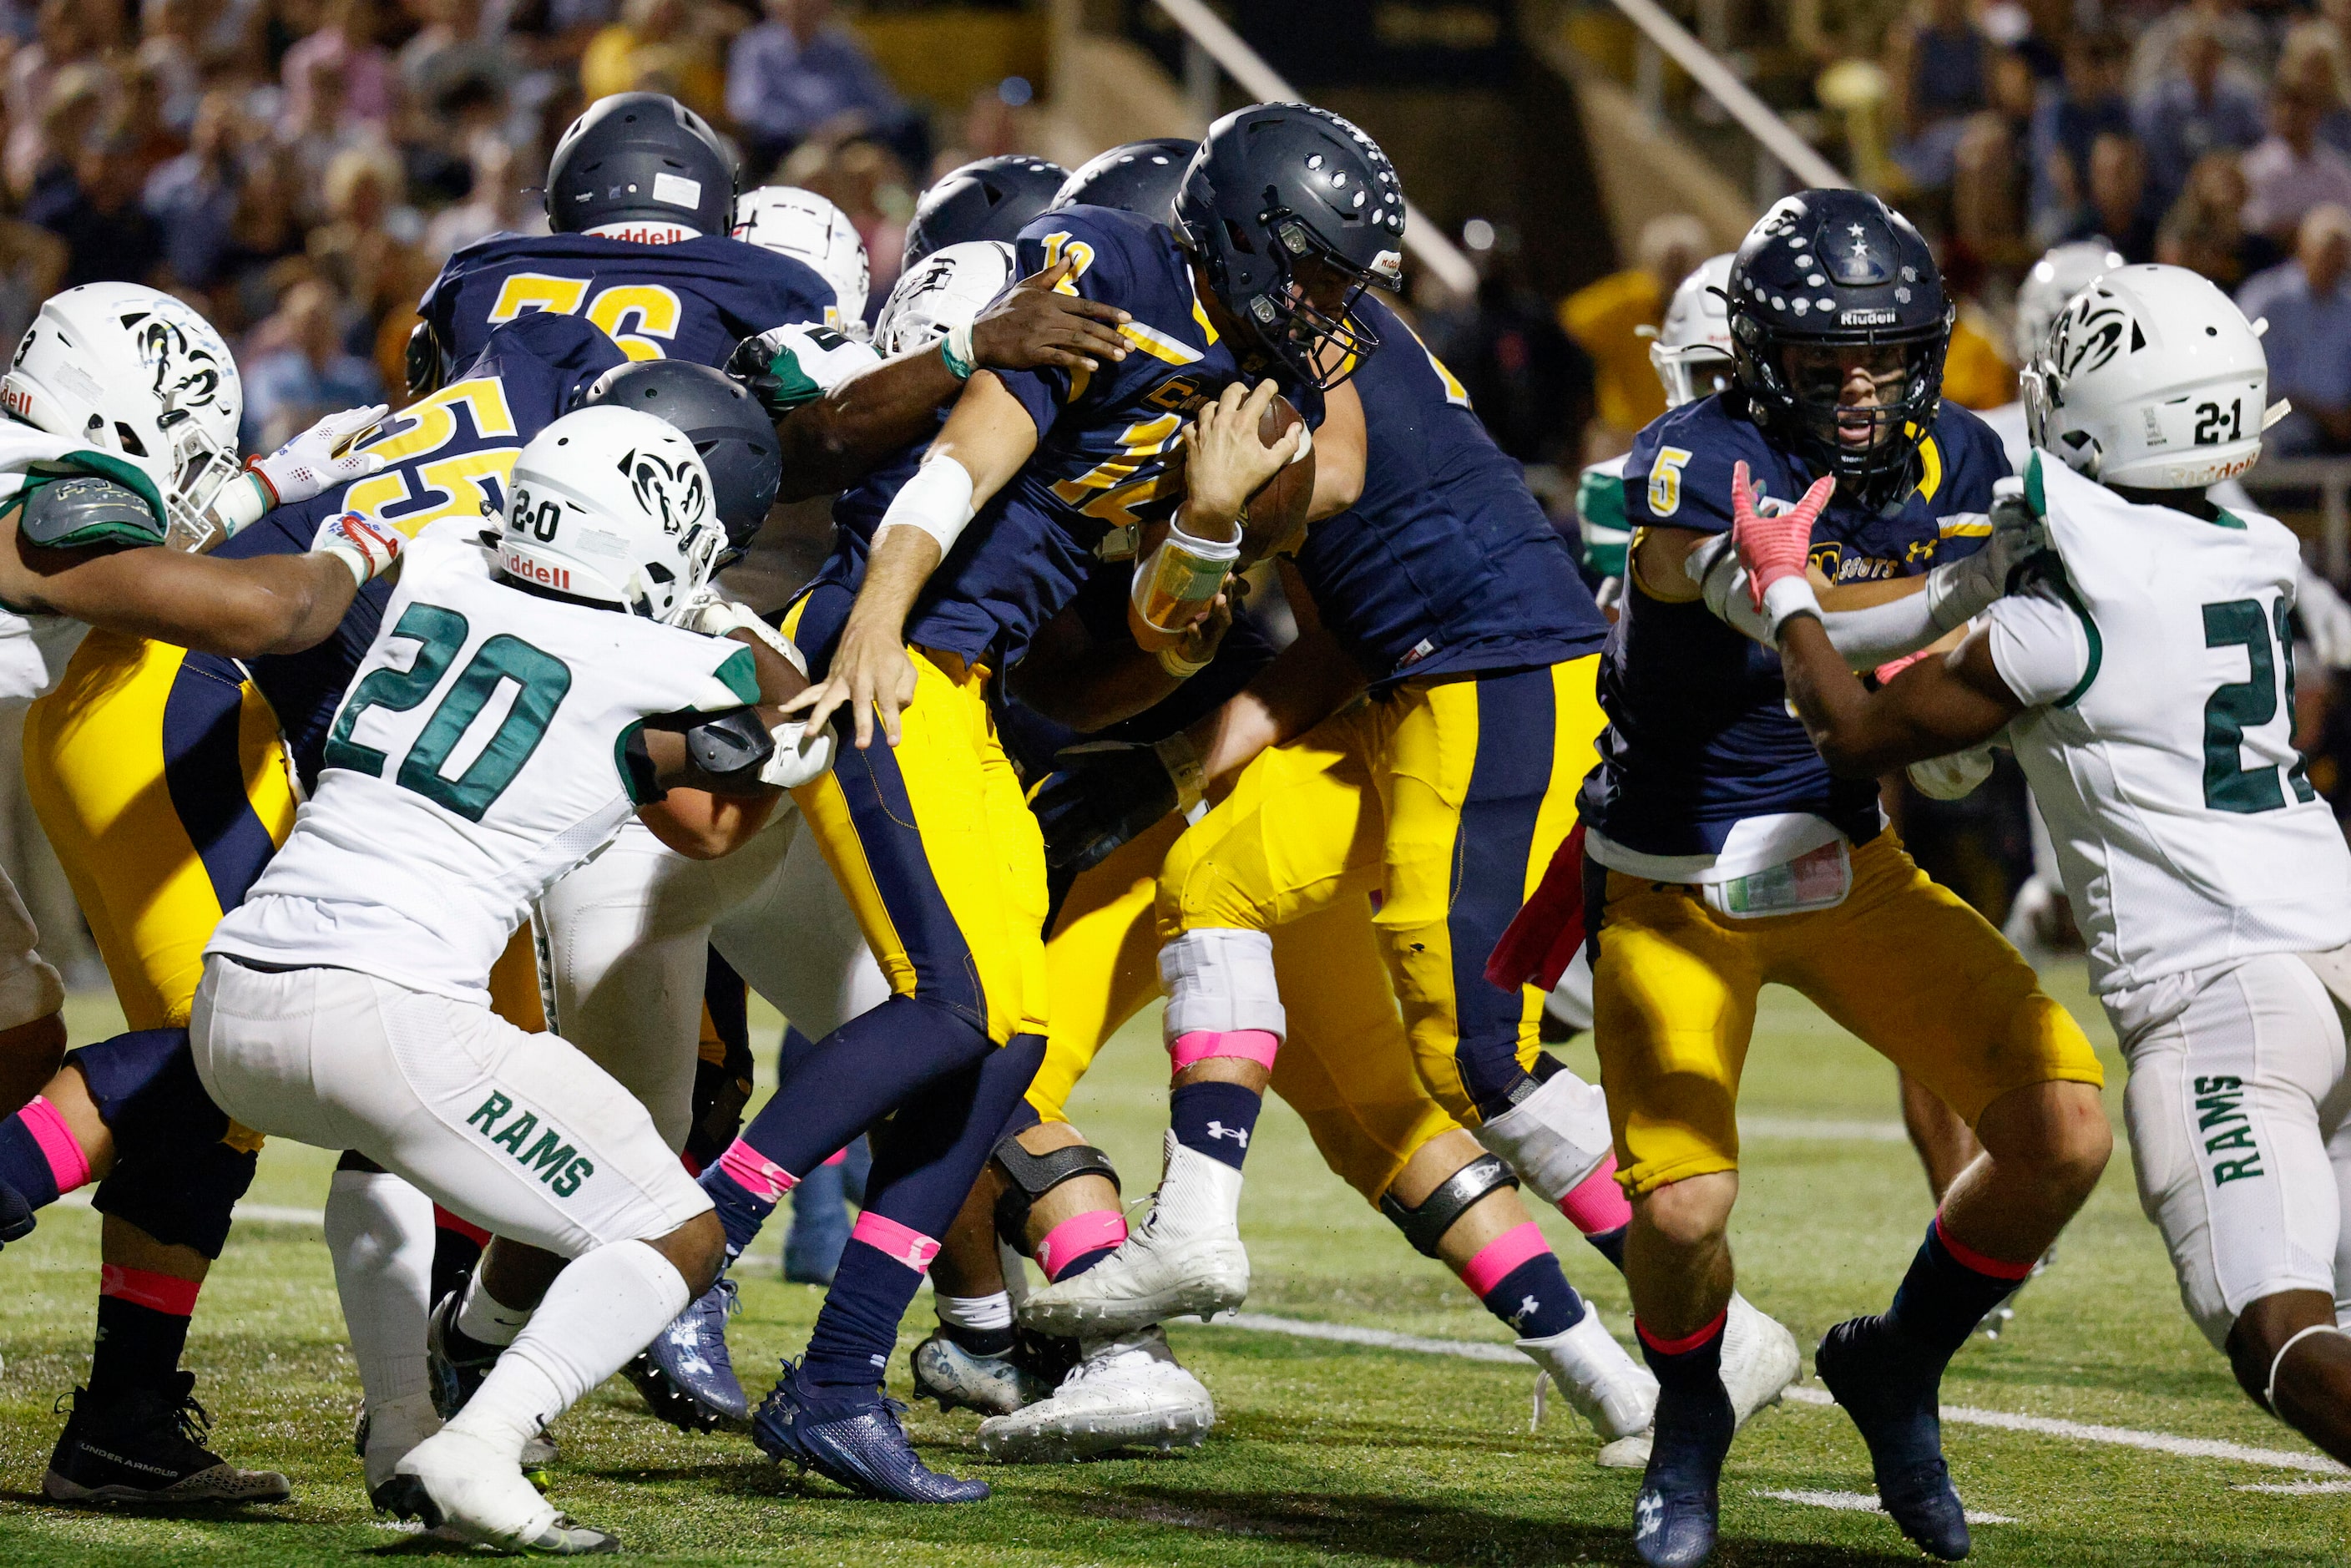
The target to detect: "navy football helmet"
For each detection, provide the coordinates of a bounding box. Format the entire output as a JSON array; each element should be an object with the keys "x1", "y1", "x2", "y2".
[
  {"x1": 546, "y1": 93, "x2": 736, "y2": 238},
  {"x1": 1727, "y1": 190, "x2": 1951, "y2": 509},
  {"x1": 903, "y1": 155, "x2": 1067, "y2": 271},
  {"x1": 1051, "y1": 139, "x2": 1197, "y2": 225},
  {"x1": 1174, "y1": 104, "x2": 1405, "y2": 391},
  {"x1": 579, "y1": 359, "x2": 780, "y2": 554}
]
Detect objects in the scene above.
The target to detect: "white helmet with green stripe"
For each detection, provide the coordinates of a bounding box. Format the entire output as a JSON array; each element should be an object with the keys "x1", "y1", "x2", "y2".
[
  {"x1": 1, "y1": 282, "x2": 243, "y2": 547},
  {"x1": 498, "y1": 407, "x2": 723, "y2": 625}
]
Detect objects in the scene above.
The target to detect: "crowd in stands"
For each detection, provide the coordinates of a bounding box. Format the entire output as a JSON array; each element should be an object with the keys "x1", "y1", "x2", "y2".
[{"x1": 0, "y1": 0, "x2": 1007, "y2": 453}]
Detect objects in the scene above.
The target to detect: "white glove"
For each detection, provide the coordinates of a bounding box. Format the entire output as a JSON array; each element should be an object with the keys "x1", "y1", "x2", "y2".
[
  {"x1": 312, "y1": 510, "x2": 402, "y2": 586},
  {"x1": 1922, "y1": 479, "x2": 2045, "y2": 632},
  {"x1": 759, "y1": 717, "x2": 835, "y2": 788},
  {"x1": 1908, "y1": 746, "x2": 1996, "y2": 801},
  {"x1": 211, "y1": 404, "x2": 389, "y2": 539},
  {"x1": 673, "y1": 592, "x2": 810, "y2": 678},
  {"x1": 2296, "y1": 564, "x2": 2351, "y2": 670}
]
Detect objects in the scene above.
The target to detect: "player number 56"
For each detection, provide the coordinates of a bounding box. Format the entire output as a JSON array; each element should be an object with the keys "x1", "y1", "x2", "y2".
[{"x1": 1647, "y1": 447, "x2": 1693, "y2": 518}]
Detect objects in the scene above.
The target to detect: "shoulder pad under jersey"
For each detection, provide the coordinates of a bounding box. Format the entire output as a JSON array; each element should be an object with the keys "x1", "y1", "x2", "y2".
[{"x1": 18, "y1": 473, "x2": 165, "y2": 550}]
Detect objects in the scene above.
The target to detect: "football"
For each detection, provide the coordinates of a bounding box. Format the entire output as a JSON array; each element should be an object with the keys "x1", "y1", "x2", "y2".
[{"x1": 1243, "y1": 392, "x2": 1315, "y2": 560}]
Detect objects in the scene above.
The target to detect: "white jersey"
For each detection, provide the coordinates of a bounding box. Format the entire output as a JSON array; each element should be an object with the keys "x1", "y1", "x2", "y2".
[
  {"x1": 1983, "y1": 453, "x2": 2351, "y2": 999},
  {"x1": 0, "y1": 419, "x2": 128, "y2": 701},
  {"x1": 209, "y1": 518, "x2": 761, "y2": 1002}
]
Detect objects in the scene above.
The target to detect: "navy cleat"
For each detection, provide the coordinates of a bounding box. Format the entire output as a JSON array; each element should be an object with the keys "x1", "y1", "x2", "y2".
[
  {"x1": 1815, "y1": 1316, "x2": 1971, "y2": 1560},
  {"x1": 43, "y1": 1373, "x2": 292, "y2": 1504},
  {"x1": 751, "y1": 1359, "x2": 989, "y2": 1504},
  {"x1": 0, "y1": 1172, "x2": 33, "y2": 1249},
  {"x1": 625, "y1": 1276, "x2": 747, "y2": 1432},
  {"x1": 1632, "y1": 1363, "x2": 1734, "y2": 1567}
]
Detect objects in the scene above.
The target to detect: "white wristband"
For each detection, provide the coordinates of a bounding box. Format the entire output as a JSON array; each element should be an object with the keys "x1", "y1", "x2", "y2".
[
  {"x1": 943, "y1": 318, "x2": 977, "y2": 380},
  {"x1": 206, "y1": 473, "x2": 270, "y2": 539},
  {"x1": 1154, "y1": 731, "x2": 1204, "y2": 812},
  {"x1": 875, "y1": 454, "x2": 978, "y2": 555},
  {"x1": 1761, "y1": 574, "x2": 1821, "y2": 639}
]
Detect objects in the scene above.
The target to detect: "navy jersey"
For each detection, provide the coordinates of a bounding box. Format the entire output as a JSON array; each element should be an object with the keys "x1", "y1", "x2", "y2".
[
  {"x1": 1292, "y1": 295, "x2": 1606, "y2": 691},
  {"x1": 803, "y1": 206, "x2": 1317, "y2": 670},
  {"x1": 220, "y1": 311, "x2": 624, "y2": 785},
  {"x1": 419, "y1": 232, "x2": 833, "y2": 371},
  {"x1": 1580, "y1": 393, "x2": 2009, "y2": 858}
]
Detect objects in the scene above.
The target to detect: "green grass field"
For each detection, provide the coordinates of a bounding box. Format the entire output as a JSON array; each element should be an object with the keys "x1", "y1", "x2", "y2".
[{"x1": 2, "y1": 967, "x2": 2346, "y2": 1565}]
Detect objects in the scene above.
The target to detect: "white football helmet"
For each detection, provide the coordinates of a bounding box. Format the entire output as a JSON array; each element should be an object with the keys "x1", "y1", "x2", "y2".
[
  {"x1": 733, "y1": 186, "x2": 870, "y2": 335},
  {"x1": 2013, "y1": 240, "x2": 2122, "y2": 367},
  {"x1": 2025, "y1": 263, "x2": 2282, "y2": 491},
  {"x1": 872, "y1": 240, "x2": 1016, "y2": 358},
  {"x1": 1648, "y1": 254, "x2": 1736, "y2": 409},
  {"x1": 2, "y1": 282, "x2": 243, "y2": 545},
  {"x1": 498, "y1": 407, "x2": 723, "y2": 625}
]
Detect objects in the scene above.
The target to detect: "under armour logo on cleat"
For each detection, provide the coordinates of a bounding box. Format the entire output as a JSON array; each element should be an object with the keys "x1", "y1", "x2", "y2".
[
  {"x1": 1205, "y1": 1121, "x2": 1249, "y2": 1147},
  {"x1": 1636, "y1": 1490, "x2": 1663, "y2": 1539}
]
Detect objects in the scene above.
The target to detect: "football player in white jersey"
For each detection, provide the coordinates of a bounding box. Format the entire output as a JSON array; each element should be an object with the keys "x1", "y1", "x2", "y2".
[
  {"x1": 1733, "y1": 263, "x2": 2351, "y2": 1467},
  {"x1": 190, "y1": 405, "x2": 827, "y2": 1551}
]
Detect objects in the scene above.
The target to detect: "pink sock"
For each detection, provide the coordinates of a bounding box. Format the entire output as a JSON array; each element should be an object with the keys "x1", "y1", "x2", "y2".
[
  {"x1": 21, "y1": 1095, "x2": 90, "y2": 1192},
  {"x1": 1560, "y1": 1155, "x2": 1633, "y2": 1235},
  {"x1": 717, "y1": 1139, "x2": 798, "y2": 1202},
  {"x1": 1035, "y1": 1209, "x2": 1127, "y2": 1281},
  {"x1": 1169, "y1": 1029, "x2": 1280, "y2": 1073},
  {"x1": 1458, "y1": 1221, "x2": 1552, "y2": 1298}
]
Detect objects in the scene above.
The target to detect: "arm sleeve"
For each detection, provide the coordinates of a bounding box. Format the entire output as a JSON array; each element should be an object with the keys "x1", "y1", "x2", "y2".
[
  {"x1": 988, "y1": 215, "x2": 1135, "y2": 443},
  {"x1": 1983, "y1": 581, "x2": 2089, "y2": 708}
]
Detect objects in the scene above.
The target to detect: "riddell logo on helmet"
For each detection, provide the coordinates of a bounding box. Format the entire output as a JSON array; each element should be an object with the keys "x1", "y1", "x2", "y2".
[
  {"x1": 502, "y1": 548, "x2": 570, "y2": 591},
  {"x1": 0, "y1": 385, "x2": 28, "y2": 418},
  {"x1": 1839, "y1": 308, "x2": 1898, "y2": 326}
]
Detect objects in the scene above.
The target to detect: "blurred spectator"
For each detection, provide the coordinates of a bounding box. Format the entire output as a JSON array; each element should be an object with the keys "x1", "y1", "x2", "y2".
[
  {"x1": 2242, "y1": 49, "x2": 2351, "y2": 246},
  {"x1": 217, "y1": 142, "x2": 309, "y2": 325},
  {"x1": 28, "y1": 129, "x2": 168, "y2": 288},
  {"x1": 2030, "y1": 27, "x2": 2131, "y2": 244},
  {"x1": 400, "y1": 0, "x2": 518, "y2": 104},
  {"x1": 1948, "y1": 48, "x2": 2038, "y2": 276},
  {"x1": 2309, "y1": 5, "x2": 2351, "y2": 160},
  {"x1": 281, "y1": 0, "x2": 396, "y2": 135},
  {"x1": 5, "y1": 0, "x2": 104, "y2": 134},
  {"x1": 2066, "y1": 130, "x2": 2158, "y2": 261},
  {"x1": 2237, "y1": 204, "x2": 2351, "y2": 455},
  {"x1": 144, "y1": 88, "x2": 247, "y2": 291},
  {"x1": 781, "y1": 134, "x2": 911, "y2": 301},
  {"x1": 307, "y1": 139, "x2": 429, "y2": 387},
  {"x1": 2128, "y1": 0, "x2": 2269, "y2": 102},
  {"x1": 135, "y1": 0, "x2": 211, "y2": 137},
  {"x1": 115, "y1": 63, "x2": 185, "y2": 179},
  {"x1": 425, "y1": 134, "x2": 545, "y2": 260},
  {"x1": 727, "y1": 0, "x2": 904, "y2": 171},
  {"x1": 583, "y1": 0, "x2": 728, "y2": 126},
  {"x1": 1559, "y1": 213, "x2": 1706, "y2": 446},
  {"x1": 241, "y1": 277, "x2": 386, "y2": 450},
  {"x1": 2134, "y1": 15, "x2": 2265, "y2": 212},
  {"x1": 7, "y1": 61, "x2": 106, "y2": 203},
  {"x1": 1884, "y1": 0, "x2": 1992, "y2": 192},
  {"x1": 2158, "y1": 149, "x2": 2272, "y2": 286},
  {"x1": 1427, "y1": 231, "x2": 1595, "y2": 470}
]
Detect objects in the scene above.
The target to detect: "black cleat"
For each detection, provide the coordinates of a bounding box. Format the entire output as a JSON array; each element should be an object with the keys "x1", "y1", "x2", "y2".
[
  {"x1": 43, "y1": 1374, "x2": 291, "y2": 1505},
  {"x1": 0, "y1": 1172, "x2": 34, "y2": 1248},
  {"x1": 1816, "y1": 1316, "x2": 1971, "y2": 1560},
  {"x1": 1632, "y1": 1361, "x2": 1734, "y2": 1567}
]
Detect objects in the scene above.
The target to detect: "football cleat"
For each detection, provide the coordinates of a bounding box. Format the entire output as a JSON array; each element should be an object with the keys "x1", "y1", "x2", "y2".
[
  {"x1": 1521, "y1": 1312, "x2": 1658, "y2": 1442},
  {"x1": 976, "y1": 1327, "x2": 1214, "y2": 1462},
  {"x1": 1632, "y1": 1359, "x2": 1736, "y2": 1568},
  {"x1": 1720, "y1": 1292, "x2": 1802, "y2": 1424},
  {"x1": 43, "y1": 1373, "x2": 292, "y2": 1505},
  {"x1": 1815, "y1": 1316, "x2": 1971, "y2": 1560},
  {"x1": 0, "y1": 1171, "x2": 34, "y2": 1249},
  {"x1": 910, "y1": 1330, "x2": 1054, "y2": 1417},
  {"x1": 751, "y1": 1358, "x2": 989, "y2": 1504},
  {"x1": 424, "y1": 1292, "x2": 559, "y2": 1485},
  {"x1": 625, "y1": 1275, "x2": 747, "y2": 1432},
  {"x1": 382, "y1": 1424, "x2": 614, "y2": 1554},
  {"x1": 357, "y1": 1391, "x2": 444, "y2": 1510},
  {"x1": 1020, "y1": 1139, "x2": 1249, "y2": 1338}
]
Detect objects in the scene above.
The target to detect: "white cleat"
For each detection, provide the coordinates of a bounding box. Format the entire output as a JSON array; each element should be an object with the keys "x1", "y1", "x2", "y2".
[
  {"x1": 911, "y1": 1329, "x2": 1054, "y2": 1416},
  {"x1": 977, "y1": 1327, "x2": 1214, "y2": 1461},
  {"x1": 1721, "y1": 1291, "x2": 1801, "y2": 1426},
  {"x1": 383, "y1": 1426, "x2": 615, "y2": 1555},
  {"x1": 1519, "y1": 1310, "x2": 1658, "y2": 1443},
  {"x1": 1021, "y1": 1136, "x2": 1249, "y2": 1338},
  {"x1": 1596, "y1": 1431, "x2": 1652, "y2": 1469},
  {"x1": 361, "y1": 1393, "x2": 445, "y2": 1511}
]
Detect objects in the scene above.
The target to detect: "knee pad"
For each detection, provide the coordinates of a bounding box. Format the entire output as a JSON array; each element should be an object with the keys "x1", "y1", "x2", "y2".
[
  {"x1": 991, "y1": 1135, "x2": 1121, "y2": 1252},
  {"x1": 68, "y1": 1029, "x2": 227, "y2": 1146},
  {"x1": 1378, "y1": 1152, "x2": 1519, "y2": 1259},
  {"x1": 1471, "y1": 1067, "x2": 1614, "y2": 1208},
  {"x1": 93, "y1": 1136, "x2": 258, "y2": 1259},
  {"x1": 1160, "y1": 928, "x2": 1286, "y2": 1042}
]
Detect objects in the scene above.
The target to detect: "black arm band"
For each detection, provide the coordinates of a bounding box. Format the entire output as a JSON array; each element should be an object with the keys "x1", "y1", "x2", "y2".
[
  {"x1": 991, "y1": 1136, "x2": 1121, "y2": 1250},
  {"x1": 1378, "y1": 1153, "x2": 1520, "y2": 1259}
]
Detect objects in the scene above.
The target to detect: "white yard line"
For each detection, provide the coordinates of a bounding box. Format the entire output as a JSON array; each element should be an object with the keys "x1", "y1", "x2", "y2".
[
  {"x1": 1740, "y1": 1115, "x2": 1910, "y2": 1142},
  {"x1": 2233, "y1": 1480, "x2": 2351, "y2": 1495},
  {"x1": 1754, "y1": 1487, "x2": 2016, "y2": 1525},
  {"x1": 1200, "y1": 1312, "x2": 2348, "y2": 1475}
]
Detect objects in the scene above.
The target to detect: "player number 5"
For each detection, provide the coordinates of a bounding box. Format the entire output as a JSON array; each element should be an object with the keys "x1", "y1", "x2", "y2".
[{"x1": 1647, "y1": 447, "x2": 1693, "y2": 518}]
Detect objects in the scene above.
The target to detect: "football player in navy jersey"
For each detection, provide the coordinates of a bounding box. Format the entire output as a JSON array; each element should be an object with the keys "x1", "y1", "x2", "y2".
[{"x1": 1504, "y1": 190, "x2": 2115, "y2": 1566}]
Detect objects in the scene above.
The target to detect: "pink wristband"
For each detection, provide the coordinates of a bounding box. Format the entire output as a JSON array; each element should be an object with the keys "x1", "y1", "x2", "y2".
[{"x1": 1169, "y1": 1029, "x2": 1281, "y2": 1073}]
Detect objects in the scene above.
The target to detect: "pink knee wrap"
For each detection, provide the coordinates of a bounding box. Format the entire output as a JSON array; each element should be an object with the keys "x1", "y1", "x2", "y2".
[
  {"x1": 21, "y1": 1095, "x2": 88, "y2": 1192},
  {"x1": 1460, "y1": 1222, "x2": 1552, "y2": 1298},
  {"x1": 1559, "y1": 1155, "x2": 1633, "y2": 1235}
]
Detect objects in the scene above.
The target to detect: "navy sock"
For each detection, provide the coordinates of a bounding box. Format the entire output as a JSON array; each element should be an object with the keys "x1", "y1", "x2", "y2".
[
  {"x1": 800, "y1": 1231, "x2": 930, "y2": 1397},
  {"x1": 1585, "y1": 1223, "x2": 1629, "y2": 1272},
  {"x1": 700, "y1": 1163, "x2": 778, "y2": 1259},
  {"x1": 88, "y1": 1289, "x2": 194, "y2": 1402},
  {"x1": 1886, "y1": 1216, "x2": 2034, "y2": 1363},
  {"x1": 0, "y1": 1110, "x2": 61, "y2": 1208},
  {"x1": 942, "y1": 1320, "x2": 1014, "y2": 1356},
  {"x1": 1170, "y1": 1080, "x2": 1263, "y2": 1170},
  {"x1": 1638, "y1": 1310, "x2": 1735, "y2": 1482},
  {"x1": 1478, "y1": 1252, "x2": 1587, "y2": 1338},
  {"x1": 1053, "y1": 1244, "x2": 1117, "y2": 1280}
]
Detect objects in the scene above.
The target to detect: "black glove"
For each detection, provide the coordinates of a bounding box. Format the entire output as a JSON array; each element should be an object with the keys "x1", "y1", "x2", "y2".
[
  {"x1": 1031, "y1": 741, "x2": 1183, "y2": 880},
  {"x1": 725, "y1": 329, "x2": 823, "y2": 420}
]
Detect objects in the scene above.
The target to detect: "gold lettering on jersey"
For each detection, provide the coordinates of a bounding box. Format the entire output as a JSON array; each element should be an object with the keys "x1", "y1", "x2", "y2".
[
  {"x1": 340, "y1": 378, "x2": 522, "y2": 537},
  {"x1": 484, "y1": 275, "x2": 683, "y2": 361},
  {"x1": 1051, "y1": 414, "x2": 1183, "y2": 531},
  {"x1": 1041, "y1": 232, "x2": 1097, "y2": 294},
  {"x1": 1142, "y1": 375, "x2": 1210, "y2": 413},
  {"x1": 486, "y1": 273, "x2": 590, "y2": 324}
]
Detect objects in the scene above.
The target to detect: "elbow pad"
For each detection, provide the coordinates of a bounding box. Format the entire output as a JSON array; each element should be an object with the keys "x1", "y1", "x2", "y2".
[
  {"x1": 684, "y1": 708, "x2": 775, "y2": 788},
  {"x1": 876, "y1": 455, "x2": 977, "y2": 554}
]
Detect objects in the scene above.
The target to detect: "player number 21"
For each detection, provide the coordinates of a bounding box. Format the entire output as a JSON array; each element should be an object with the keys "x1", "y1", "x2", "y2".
[{"x1": 2192, "y1": 400, "x2": 2243, "y2": 445}]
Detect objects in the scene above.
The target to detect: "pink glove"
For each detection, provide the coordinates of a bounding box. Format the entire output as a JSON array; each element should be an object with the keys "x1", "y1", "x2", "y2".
[
  {"x1": 1731, "y1": 460, "x2": 1835, "y2": 613},
  {"x1": 1873, "y1": 648, "x2": 1932, "y2": 685}
]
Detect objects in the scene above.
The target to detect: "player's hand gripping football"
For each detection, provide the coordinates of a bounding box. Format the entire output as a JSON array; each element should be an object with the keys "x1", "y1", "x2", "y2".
[
  {"x1": 1182, "y1": 379, "x2": 1305, "y2": 536},
  {"x1": 1731, "y1": 459, "x2": 1834, "y2": 640},
  {"x1": 968, "y1": 259, "x2": 1133, "y2": 376}
]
